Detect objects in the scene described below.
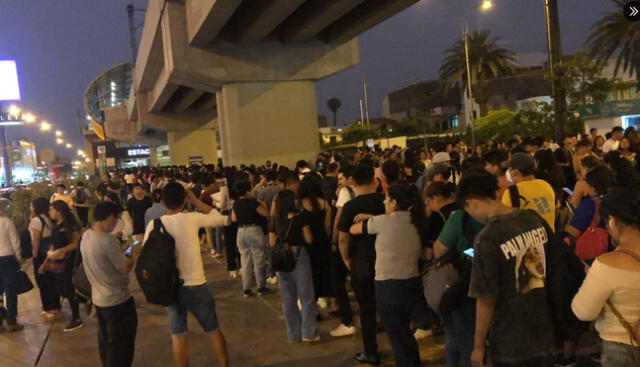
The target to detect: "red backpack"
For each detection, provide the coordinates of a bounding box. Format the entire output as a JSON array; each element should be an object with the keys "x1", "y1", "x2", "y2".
[{"x1": 574, "y1": 198, "x2": 609, "y2": 260}]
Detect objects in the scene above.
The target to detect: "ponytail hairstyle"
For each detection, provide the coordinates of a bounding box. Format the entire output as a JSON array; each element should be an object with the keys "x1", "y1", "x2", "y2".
[
  {"x1": 50, "y1": 200, "x2": 80, "y2": 235},
  {"x1": 387, "y1": 182, "x2": 429, "y2": 245},
  {"x1": 274, "y1": 190, "x2": 298, "y2": 238},
  {"x1": 424, "y1": 181, "x2": 456, "y2": 200}
]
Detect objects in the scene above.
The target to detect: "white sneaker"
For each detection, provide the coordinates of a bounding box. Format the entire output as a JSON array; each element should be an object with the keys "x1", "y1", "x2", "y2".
[
  {"x1": 317, "y1": 297, "x2": 328, "y2": 309},
  {"x1": 330, "y1": 323, "x2": 356, "y2": 337},
  {"x1": 413, "y1": 328, "x2": 433, "y2": 340},
  {"x1": 266, "y1": 276, "x2": 278, "y2": 285},
  {"x1": 302, "y1": 334, "x2": 320, "y2": 343},
  {"x1": 229, "y1": 270, "x2": 239, "y2": 279}
]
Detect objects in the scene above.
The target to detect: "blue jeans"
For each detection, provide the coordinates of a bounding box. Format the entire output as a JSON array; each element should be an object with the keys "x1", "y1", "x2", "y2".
[
  {"x1": 277, "y1": 247, "x2": 317, "y2": 342},
  {"x1": 166, "y1": 284, "x2": 219, "y2": 336},
  {"x1": 214, "y1": 226, "x2": 224, "y2": 254},
  {"x1": 376, "y1": 278, "x2": 422, "y2": 367},
  {"x1": 442, "y1": 298, "x2": 475, "y2": 367},
  {"x1": 237, "y1": 226, "x2": 267, "y2": 291},
  {"x1": 0, "y1": 255, "x2": 19, "y2": 323},
  {"x1": 602, "y1": 340, "x2": 639, "y2": 367}
]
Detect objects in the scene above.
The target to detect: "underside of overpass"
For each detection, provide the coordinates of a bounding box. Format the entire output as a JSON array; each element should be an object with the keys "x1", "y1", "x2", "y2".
[{"x1": 114, "y1": 0, "x2": 421, "y2": 166}]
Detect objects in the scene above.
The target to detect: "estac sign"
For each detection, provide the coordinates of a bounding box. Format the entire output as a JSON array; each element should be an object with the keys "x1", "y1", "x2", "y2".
[{"x1": 127, "y1": 148, "x2": 150, "y2": 157}]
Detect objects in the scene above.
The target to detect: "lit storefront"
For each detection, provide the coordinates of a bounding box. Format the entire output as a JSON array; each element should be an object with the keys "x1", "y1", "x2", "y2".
[{"x1": 116, "y1": 145, "x2": 150, "y2": 168}]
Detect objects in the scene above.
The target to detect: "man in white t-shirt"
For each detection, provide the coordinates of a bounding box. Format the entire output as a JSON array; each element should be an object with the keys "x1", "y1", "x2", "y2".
[
  {"x1": 143, "y1": 182, "x2": 229, "y2": 367},
  {"x1": 602, "y1": 126, "x2": 624, "y2": 153},
  {"x1": 330, "y1": 166, "x2": 357, "y2": 338}
]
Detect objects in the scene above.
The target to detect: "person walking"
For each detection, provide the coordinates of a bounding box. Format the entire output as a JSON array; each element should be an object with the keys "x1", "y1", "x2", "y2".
[
  {"x1": 29, "y1": 198, "x2": 61, "y2": 319},
  {"x1": 82, "y1": 202, "x2": 139, "y2": 367},
  {"x1": 127, "y1": 183, "x2": 153, "y2": 241},
  {"x1": 46, "y1": 200, "x2": 83, "y2": 332},
  {"x1": 269, "y1": 190, "x2": 318, "y2": 342}
]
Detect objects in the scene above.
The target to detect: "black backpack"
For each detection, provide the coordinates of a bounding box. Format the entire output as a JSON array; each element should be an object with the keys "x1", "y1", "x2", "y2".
[
  {"x1": 74, "y1": 188, "x2": 87, "y2": 205},
  {"x1": 135, "y1": 219, "x2": 182, "y2": 306},
  {"x1": 537, "y1": 212, "x2": 590, "y2": 340},
  {"x1": 20, "y1": 216, "x2": 47, "y2": 259}
]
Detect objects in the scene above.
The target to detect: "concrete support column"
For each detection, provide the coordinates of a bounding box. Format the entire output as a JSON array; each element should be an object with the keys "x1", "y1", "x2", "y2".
[
  {"x1": 149, "y1": 146, "x2": 159, "y2": 167},
  {"x1": 218, "y1": 80, "x2": 320, "y2": 167},
  {"x1": 167, "y1": 129, "x2": 217, "y2": 166}
]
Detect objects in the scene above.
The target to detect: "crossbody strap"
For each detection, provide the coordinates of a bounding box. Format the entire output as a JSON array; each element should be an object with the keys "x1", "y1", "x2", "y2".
[{"x1": 605, "y1": 249, "x2": 640, "y2": 346}]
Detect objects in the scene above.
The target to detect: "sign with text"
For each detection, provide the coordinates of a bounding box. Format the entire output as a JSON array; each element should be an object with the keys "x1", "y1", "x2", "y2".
[
  {"x1": 127, "y1": 148, "x2": 150, "y2": 157},
  {"x1": 578, "y1": 99, "x2": 640, "y2": 120},
  {"x1": 0, "y1": 61, "x2": 20, "y2": 101}
]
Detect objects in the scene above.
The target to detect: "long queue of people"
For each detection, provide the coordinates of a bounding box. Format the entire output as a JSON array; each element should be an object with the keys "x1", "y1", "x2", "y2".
[{"x1": 0, "y1": 127, "x2": 638, "y2": 367}]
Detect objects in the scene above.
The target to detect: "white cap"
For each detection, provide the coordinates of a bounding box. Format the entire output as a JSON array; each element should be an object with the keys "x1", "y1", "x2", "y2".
[{"x1": 432, "y1": 152, "x2": 452, "y2": 164}]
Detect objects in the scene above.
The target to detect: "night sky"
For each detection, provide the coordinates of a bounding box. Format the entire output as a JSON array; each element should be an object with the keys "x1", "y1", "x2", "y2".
[{"x1": 0, "y1": 0, "x2": 614, "y2": 158}]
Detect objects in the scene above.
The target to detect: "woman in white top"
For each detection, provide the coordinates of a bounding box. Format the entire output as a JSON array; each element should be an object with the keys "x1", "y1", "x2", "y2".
[
  {"x1": 29, "y1": 198, "x2": 60, "y2": 319},
  {"x1": 0, "y1": 198, "x2": 22, "y2": 331},
  {"x1": 572, "y1": 189, "x2": 640, "y2": 367}
]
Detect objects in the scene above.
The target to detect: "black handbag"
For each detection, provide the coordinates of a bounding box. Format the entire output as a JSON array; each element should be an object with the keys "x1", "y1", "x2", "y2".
[
  {"x1": 16, "y1": 270, "x2": 34, "y2": 294},
  {"x1": 270, "y1": 220, "x2": 297, "y2": 273}
]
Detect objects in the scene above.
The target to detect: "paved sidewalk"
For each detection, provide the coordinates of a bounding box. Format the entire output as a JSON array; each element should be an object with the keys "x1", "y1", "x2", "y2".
[{"x1": 0, "y1": 257, "x2": 446, "y2": 367}]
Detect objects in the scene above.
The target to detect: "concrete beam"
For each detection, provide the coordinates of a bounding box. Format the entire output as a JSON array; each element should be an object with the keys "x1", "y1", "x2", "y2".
[
  {"x1": 278, "y1": 0, "x2": 365, "y2": 42},
  {"x1": 186, "y1": 0, "x2": 242, "y2": 47},
  {"x1": 172, "y1": 88, "x2": 205, "y2": 113},
  {"x1": 149, "y1": 68, "x2": 179, "y2": 113},
  {"x1": 233, "y1": 0, "x2": 305, "y2": 43},
  {"x1": 138, "y1": 92, "x2": 216, "y2": 132},
  {"x1": 134, "y1": 0, "x2": 165, "y2": 92},
  {"x1": 321, "y1": 0, "x2": 420, "y2": 43}
]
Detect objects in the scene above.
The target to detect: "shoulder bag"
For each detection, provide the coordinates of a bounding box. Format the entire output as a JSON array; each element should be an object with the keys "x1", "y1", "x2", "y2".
[
  {"x1": 271, "y1": 220, "x2": 297, "y2": 273},
  {"x1": 575, "y1": 199, "x2": 609, "y2": 260}
]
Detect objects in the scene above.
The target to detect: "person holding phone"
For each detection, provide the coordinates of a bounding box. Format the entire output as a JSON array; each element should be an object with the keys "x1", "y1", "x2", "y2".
[{"x1": 81, "y1": 202, "x2": 140, "y2": 367}]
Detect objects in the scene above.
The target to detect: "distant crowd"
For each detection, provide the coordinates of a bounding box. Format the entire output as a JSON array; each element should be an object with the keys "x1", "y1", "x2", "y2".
[{"x1": 0, "y1": 125, "x2": 638, "y2": 367}]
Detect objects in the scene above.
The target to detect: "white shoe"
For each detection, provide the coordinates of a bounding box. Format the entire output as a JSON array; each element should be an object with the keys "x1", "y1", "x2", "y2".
[
  {"x1": 413, "y1": 328, "x2": 433, "y2": 340},
  {"x1": 317, "y1": 298, "x2": 328, "y2": 309},
  {"x1": 267, "y1": 276, "x2": 278, "y2": 285},
  {"x1": 229, "y1": 270, "x2": 239, "y2": 279},
  {"x1": 302, "y1": 334, "x2": 320, "y2": 343},
  {"x1": 330, "y1": 323, "x2": 356, "y2": 337}
]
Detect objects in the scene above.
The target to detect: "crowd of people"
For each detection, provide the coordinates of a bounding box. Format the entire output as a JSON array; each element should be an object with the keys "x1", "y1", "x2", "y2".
[{"x1": 0, "y1": 125, "x2": 639, "y2": 367}]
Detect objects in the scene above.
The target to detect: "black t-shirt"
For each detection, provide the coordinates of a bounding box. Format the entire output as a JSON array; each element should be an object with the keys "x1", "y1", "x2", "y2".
[
  {"x1": 321, "y1": 176, "x2": 338, "y2": 205},
  {"x1": 337, "y1": 193, "x2": 385, "y2": 278},
  {"x1": 97, "y1": 181, "x2": 109, "y2": 196},
  {"x1": 425, "y1": 202, "x2": 459, "y2": 247},
  {"x1": 283, "y1": 214, "x2": 309, "y2": 248},
  {"x1": 128, "y1": 196, "x2": 153, "y2": 235},
  {"x1": 469, "y1": 209, "x2": 555, "y2": 363},
  {"x1": 233, "y1": 198, "x2": 262, "y2": 226}
]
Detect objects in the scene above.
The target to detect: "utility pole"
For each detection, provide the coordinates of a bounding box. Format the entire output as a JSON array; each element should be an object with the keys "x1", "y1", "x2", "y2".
[
  {"x1": 0, "y1": 102, "x2": 13, "y2": 187},
  {"x1": 127, "y1": 3, "x2": 138, "y2": 65},
  {"x1": 463, "y1": 23, "x2": 476, "y2": 148},
  {"x1": 363, "y1": 80, "x2": 371, "y2": 126},
  {"x1": 545, "y1": 0, "x2": 567, "y2": 140}
]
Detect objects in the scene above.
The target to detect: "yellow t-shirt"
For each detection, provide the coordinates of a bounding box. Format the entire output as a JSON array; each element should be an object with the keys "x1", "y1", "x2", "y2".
[{"x1": 502, "y1": 179, "x2": 556, "y2": 230}]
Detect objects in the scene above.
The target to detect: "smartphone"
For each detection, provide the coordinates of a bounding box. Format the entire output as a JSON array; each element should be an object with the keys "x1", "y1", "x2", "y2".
[
  {"x1": 124, "y1": 240, "x2": 141, "y2": 256},
  {"x1": 463, "y1": 248, "x2": 475, "y2": 258},
  {"x1": 562, "y1": 187, "x2": 574, "y2": 196}
]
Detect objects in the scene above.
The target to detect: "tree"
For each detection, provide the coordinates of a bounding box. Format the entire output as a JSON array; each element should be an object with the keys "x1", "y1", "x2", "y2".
[
  {"x1": 327, "y1": 97, "x2": 343, "y2": 126},
  {"x1": 439, "y1": 29, "x2": 517, "y2": 116},
  {"x1": 586, "y1": 0, "x2": 640, "y2": 89}
]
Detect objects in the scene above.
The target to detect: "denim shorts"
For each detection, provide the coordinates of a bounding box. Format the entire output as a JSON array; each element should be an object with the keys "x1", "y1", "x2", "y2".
[{"x1": 166, "y1": 284, "x2": 219, "y2": 336}]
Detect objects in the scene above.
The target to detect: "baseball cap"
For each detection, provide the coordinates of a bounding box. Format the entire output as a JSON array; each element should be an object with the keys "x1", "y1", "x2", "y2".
[
  {"x1": 432, "y1": 152, "x2": 452, "y2": 164},
  {"x1": 505, "y1": 152, "x2": 535, "y2": 173},
  {"x1": 425, "y1": 164, "x2": 452, "y2": 181}
]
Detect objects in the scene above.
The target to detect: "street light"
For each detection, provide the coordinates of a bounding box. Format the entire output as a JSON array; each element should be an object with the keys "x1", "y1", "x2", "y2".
[
  {"x1": 56, "y1": 138, "x2": 64, "y2": 144},
  {"x1": 40, "y1": 121, "x2": 51, "y2": 131},
  {"x1": 77, "y1": 149, "x2": 85, "y2": 156},
  {"x1": 8, "y1": 105, "x2": 20, "y2": 117},
  {"x1": 55, "y1": 130, "x2": 63, "y2": 137},
  {"x1": 481, "y1": 0, "x2": 493, "y2": 11},
  {"x1": 66, "y1": 143, "x2": 72, "y2": 149},
  {"x1": 22, "y1": 113, "x2": 36, "y2": 124}
]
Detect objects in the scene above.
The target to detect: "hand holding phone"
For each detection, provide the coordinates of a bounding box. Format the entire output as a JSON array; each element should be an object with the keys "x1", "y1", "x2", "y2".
[
  {"x1": 124, "y1": 240, "x2": 141, "y2": 256},
  {"x1": 463, "y1": 248, "x2": 475, "y2": 258}
]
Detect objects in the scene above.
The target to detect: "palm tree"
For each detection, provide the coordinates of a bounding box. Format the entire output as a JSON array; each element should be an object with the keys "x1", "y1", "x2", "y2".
[
  {"x1": 327, "y1": 97, "x2": 342, "y2": 126},
  {"x1": 586, "y1": 0, "x2": 640, "y2": 88},
  {"x1": 439, "y1": 29, "x2": 517, "y2": 117}
]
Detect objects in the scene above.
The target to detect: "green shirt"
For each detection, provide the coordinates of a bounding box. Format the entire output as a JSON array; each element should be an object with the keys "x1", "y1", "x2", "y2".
[{"x1": 437, "y1": 209, "x2": 485, "y2": 253}]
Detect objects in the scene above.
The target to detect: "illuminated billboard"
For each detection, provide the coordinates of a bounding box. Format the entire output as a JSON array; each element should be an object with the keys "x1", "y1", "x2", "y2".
[{"x1": 0, "y1": 60, "x2": 21, "y2": 101}]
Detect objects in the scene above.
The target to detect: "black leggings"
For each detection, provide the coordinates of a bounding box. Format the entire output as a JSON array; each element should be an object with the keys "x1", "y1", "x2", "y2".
[
  {"x1": 53, "y1": 255, "x2": 80, "y2": 321},
  {"x1": 224, "y1": 224, "x2": 240, "y2": 271}
]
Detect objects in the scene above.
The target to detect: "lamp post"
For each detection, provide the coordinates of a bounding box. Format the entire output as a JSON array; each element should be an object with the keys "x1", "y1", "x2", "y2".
[
  {"x1": 0, "y1": 103, "x2": 21, "y2": 187},
  {"x1": 463, "y1": 23, "x2": 476, "y2": 148},
  {"x1": 544, "y1": 0, "x2": 567, "y2": 140}
]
